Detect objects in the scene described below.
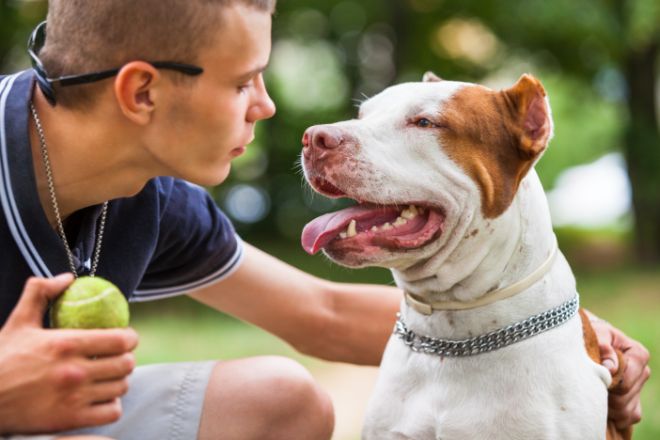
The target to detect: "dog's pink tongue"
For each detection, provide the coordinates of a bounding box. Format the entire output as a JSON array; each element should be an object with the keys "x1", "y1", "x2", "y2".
[{"x1": 301, "y1": 205, "x2": 374, "y2": 255}]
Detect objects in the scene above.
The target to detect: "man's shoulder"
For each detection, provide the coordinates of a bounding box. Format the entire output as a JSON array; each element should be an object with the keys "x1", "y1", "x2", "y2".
[{"x1": 0, "y1": 70, "x2": 34, "y2": 97}]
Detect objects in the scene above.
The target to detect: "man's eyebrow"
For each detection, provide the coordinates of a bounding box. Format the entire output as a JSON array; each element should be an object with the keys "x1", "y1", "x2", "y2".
[{"x1": 236, "y1": 65, "x2": 269, "y2": 82}]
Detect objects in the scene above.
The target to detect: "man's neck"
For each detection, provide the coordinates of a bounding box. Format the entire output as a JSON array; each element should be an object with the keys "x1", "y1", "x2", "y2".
[{"x1": 29, "y1": 88, "x2": 158, "y2": 227}]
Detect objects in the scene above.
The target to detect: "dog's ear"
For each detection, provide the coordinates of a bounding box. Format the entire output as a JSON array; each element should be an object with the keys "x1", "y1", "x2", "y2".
[
  {"x1": 422, "y1": 71, "x2": 442, "y2": 82},
  {"x1": 503, "y1": 74, "x2": 553, "y2": 159}
]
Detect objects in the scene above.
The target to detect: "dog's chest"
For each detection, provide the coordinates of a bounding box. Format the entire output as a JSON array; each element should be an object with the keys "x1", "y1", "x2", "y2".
[{"x1": 365, "y1": 315, "x2": 610, "y2": 440}]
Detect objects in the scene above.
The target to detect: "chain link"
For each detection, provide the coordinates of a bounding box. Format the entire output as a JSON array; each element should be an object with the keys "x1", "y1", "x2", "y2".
[
  {"x1": 29, "y1": 102, "x2": 108, "y2": 278},
  {"x1": 394, "y1": 295, "x2": 579, "y2": 357}
]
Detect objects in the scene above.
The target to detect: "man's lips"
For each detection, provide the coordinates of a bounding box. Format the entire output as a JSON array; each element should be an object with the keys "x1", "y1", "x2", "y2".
[
  {"x1": 230, "y1": 146, "x2": 246, "y2": 157},
  {"x1": 230, "y1": 135, "x2": 255, "y2": 157}
]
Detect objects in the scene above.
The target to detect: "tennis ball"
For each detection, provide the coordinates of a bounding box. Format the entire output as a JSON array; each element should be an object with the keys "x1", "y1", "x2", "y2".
[{"x1": 50, "y1": 276, "x2": 130, "y2": 329}]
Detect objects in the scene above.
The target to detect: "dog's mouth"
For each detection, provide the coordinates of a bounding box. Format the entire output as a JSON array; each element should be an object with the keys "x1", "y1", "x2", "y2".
[
  {"x1": 310, "y1": 176, "x2": 346, "y2": 198},
  {"x1": 301, "y1": 178, "x2": 445, "y2": 256}
]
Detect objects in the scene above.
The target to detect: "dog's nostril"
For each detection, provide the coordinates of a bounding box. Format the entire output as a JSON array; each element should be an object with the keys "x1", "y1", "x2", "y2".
[
  {"x1": 302, "y1": 130, "x2": 311, "y2": 148},
  {"x1": 315, "y1": 132, "x2": 327, "y2": 149},
  {"x1": 313, "y1": 129, "x2": 342, "y2": 150}
]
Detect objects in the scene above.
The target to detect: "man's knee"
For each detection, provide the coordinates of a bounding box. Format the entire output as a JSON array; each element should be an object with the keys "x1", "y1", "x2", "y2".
[
  {"x1": 200, "y1": 356, "x2": 334, "y2": 440},
  {"x1": 251, "y1": 356, "x2": 334, "y2": 438}
]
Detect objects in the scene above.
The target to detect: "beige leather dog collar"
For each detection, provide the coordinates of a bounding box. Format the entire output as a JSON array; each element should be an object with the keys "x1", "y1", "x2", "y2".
[{"x1": 405, "y1": 239, "x2": 559, "y2": 314}]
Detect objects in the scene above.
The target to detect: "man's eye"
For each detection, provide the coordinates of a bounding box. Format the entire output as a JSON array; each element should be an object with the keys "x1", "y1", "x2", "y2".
[{"x1": 416, "y1": 118, "x2": 433, "y2": 128}]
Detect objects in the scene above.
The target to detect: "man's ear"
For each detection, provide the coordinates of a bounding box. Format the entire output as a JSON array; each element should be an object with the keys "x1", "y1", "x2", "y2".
[
  {"x1": 114, "y1": 61, "x2": 161, "y2": 125},
  {"x1": 422, "y1": 71, "x2": 442, "y2": 82},
  {"x1": 503, "y1": 74, "x2": 552, "y2": 159}
]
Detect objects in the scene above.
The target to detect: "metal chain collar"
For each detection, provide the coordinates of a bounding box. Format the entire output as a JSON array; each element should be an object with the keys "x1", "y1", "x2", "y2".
[
  {"x1": 394, "y1": 294, "x2": 579, "y2": 357},
  {"x1": 29, "y1": 101, "x2": 108, "y2": 277}
]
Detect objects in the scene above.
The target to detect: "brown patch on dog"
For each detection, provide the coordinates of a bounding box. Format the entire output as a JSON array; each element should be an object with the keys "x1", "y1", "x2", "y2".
[
  {"x1": 579, "y1": 309, "x2": 632, "y2": 440},
  {"x1": 437, "y1": 74, "x2": 552, "y2": 218},
  {"x1": 579, "y1": 308, "x2": 602, "y2": 364}
]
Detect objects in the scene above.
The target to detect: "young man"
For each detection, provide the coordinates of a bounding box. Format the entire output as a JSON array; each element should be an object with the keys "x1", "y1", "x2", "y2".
[{"x1": 0, "y1": 0, "x2": 650, "y2": 439}]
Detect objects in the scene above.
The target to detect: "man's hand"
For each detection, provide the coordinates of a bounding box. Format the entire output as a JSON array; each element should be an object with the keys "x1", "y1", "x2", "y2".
[
  {"x1": 0, "y1": 274, "x2": 138, "y2": 435},
  {"x1": 591, "y1": 315, "x2": 651, "y2": 430}
]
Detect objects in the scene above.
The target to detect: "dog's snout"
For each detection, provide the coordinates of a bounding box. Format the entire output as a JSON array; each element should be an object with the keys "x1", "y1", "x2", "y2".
[{"x1": 303, "y1": 126, "x2": 345, "y2": 151}]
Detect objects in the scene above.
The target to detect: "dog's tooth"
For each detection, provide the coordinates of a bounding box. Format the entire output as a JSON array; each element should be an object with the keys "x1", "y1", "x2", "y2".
[
  {"x1": 393, "y1": 217, "x2": 408, "y2": 227},
  {"x1": 382, "y1": 222, "x2": 393, "y2": 231},
  {"x1": 339, "y1": 232, "x2": 347, "y2": 239},
  {"x1": 371, "y1": 226, "x2": 379, "y2": 232},
  {"x1": 401, "y1": 206, "x2": 417, "y2": 219},
  {"x1": 347, "y1": 219, "x2": 357, "y2": 237}
]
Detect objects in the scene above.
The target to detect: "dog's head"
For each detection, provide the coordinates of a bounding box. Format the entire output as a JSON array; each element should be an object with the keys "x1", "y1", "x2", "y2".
[{"x1": 301, "y1": 73, "x2": 553, "y2": 270}]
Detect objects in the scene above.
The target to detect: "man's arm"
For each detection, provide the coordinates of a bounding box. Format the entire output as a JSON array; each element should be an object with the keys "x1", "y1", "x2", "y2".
[
  {"x1": 190, "y1": 242, "x2": 650, "y2": 430},
  {"x1": 0, "y1": 274, "x2": 138, "y2": 435},
  {"x1": 189, "y1": 243, "x2": 401, "y2": 365}
]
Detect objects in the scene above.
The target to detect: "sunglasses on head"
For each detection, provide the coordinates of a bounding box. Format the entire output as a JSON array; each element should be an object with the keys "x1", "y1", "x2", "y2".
[{"x1": 28, "y1": 21, "x2": 204, "y2": 106}]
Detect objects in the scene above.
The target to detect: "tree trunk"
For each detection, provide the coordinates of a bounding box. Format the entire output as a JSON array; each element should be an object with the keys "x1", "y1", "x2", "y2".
[{"x1": 622, "y1": 39, "x2": 660, "y2": 264}]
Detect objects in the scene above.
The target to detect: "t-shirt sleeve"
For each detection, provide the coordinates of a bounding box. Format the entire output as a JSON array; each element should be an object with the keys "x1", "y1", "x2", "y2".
[{"x1": 132, "y1": 179, "x2": 243, "y2": 301}]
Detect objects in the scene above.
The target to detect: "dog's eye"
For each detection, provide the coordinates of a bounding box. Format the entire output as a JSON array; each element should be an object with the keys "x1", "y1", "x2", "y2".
[{"x1": 416, "y1": 118, "x2": 433, "y2": 128}]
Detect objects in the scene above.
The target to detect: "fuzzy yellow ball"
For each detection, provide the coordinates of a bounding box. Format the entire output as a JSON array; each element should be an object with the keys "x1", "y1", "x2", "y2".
[{"x1": 50, "y1": 276, "x2": 130, "y2": 329}]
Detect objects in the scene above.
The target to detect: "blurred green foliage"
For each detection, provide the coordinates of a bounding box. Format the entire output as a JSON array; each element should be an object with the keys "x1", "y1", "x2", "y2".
[{"x1": 2, "y1": 0, "x2": 658, "y2": 260}]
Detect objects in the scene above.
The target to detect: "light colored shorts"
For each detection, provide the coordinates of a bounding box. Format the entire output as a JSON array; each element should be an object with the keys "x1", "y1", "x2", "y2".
[{"x1": 3, "y1": 361, "x2": 216, "y2": 440}]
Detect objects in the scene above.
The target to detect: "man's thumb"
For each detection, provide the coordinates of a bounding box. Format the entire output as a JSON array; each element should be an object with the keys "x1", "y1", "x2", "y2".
[
  {"x1": 599, "y1": 339, "x2": 620, "y2": 375},
  {"x1": 5, "y1": 273, "x2": 74, "y2": 329}
]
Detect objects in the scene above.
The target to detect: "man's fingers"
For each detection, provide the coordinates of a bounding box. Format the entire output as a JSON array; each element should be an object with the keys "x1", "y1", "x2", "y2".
[
  {"x1": 610, "y1": 399, "x2": 642, "y2": 430},
  {"x1": 73, "y1": 398, "x2": 123, "y2": 429},
  {"x1": 607, "y1": 340, "x2": 650, "y2": 429},
  {"x1": 597, "y1": 340, "x2": 619, "y2": 374},
  {"x1": 610, "y1": 376, "x2": 644, "y2": 412},
  {"x1": 88, "y1": 378, "x2": 131, "y2": 404},
  {"x1": 58, "y1": 327, "x2": 139, "y2": 357},
  {"x1": 589, "y1": 315, "x2": 650, "y2": 430},
  {"x1": 611, "y1": 360, "x2": 651, "y2": 396},
  {"x1": 86, "y1": 352, "x2": 136, "y2": 381},
  {"x1": 5, "y1": 274, "x2": 74, "y2": 329},
  {"x1": 610, "y1": 365, "x2": 650, "y2": 409}
]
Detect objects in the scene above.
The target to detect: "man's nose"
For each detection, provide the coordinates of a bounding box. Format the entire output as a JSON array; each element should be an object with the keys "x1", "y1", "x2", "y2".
[
  {"x1": 258, "y1": 92, "x2": 276, "y2": 120},
  {"x1": 248, "y1": 75, "x2": 276, "y2": 122}
]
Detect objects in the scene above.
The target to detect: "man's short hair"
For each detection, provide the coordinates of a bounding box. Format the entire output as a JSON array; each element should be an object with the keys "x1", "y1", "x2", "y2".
[{"x1": 39, "y1": 0, "x2": 276, "y2": 109}]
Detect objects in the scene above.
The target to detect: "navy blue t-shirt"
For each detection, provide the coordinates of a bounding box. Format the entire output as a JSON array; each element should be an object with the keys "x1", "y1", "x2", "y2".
[{"x1": 0, "y1": 70, "x2": 244, "y2": 325}]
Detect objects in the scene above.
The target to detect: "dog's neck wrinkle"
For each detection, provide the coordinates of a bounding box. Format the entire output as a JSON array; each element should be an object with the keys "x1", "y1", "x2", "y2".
[
  {"x1": 395, "y1": 171, "x2": 556, "y2": 305},
  {"x1": 393, "y1": 213, "x2": 523, "y2": 303}
]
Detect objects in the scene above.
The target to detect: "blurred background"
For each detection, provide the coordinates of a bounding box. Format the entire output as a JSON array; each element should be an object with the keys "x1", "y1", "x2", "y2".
[{"x1": 2, "y1": 0, "x2": 659, "y2": 438}]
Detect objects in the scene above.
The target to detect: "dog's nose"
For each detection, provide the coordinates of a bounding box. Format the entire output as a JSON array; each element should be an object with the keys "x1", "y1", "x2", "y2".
[{"x1": 303, "y1": 126, "x2": 344, "y2": 151}]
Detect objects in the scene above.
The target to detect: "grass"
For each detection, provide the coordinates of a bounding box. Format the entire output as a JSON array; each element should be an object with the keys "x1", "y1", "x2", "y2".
[{"x1": 130, "y1": 242, "x2": 660, "y2": 440}]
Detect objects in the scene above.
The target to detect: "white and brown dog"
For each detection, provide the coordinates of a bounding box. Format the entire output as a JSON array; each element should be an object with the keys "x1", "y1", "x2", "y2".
[{"x1": 301, "y1": 73, "x2": 630, "y2": 440}]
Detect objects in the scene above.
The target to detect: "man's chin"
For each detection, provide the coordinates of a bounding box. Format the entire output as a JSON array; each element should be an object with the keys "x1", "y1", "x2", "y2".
[{"x1": 184, "y1": 164, "x2": 231, "y2": 186}]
